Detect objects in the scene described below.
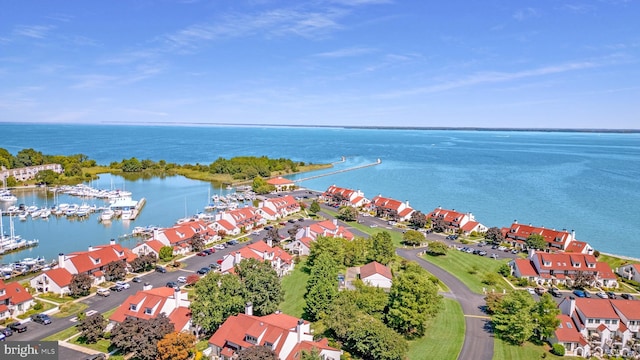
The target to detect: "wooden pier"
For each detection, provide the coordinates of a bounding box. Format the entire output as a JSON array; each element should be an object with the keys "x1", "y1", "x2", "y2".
[
  {"x1": 128, "y1": 197, "x2": 146, "y2": 220},
  {"x1": 293, "y1": 158, "x2": 381, "y2": 183}
]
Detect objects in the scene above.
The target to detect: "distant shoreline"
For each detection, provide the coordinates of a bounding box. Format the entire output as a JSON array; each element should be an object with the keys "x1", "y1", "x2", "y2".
[{"x1": 2, "y1": 121, "x2": 639, "y2": 133}]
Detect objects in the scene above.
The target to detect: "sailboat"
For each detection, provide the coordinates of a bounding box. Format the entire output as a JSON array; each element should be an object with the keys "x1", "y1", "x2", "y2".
[{"x1": 204, "y1": 188, "x2": 217, "y2": 211}]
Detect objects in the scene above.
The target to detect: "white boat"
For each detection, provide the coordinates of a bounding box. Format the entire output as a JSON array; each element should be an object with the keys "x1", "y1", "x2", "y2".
[
  {"x1": 58, "y1": 203, "x2": 70, "y2": 211},
  {"x1": 100, "y1": 209, "x2": 115, "y2": 221},
  {"x1": 18, "y1": 212, "x2": 28, "y2": 221},
  {"x1": 0, "y1": 194, "x2": 18, "y2": 202},
  {"x1": 121, "y1": 209, "x2": 133, "y2": 220},
  {"x1": 39, "y1": 209, "x2": 51, "y2": 218},
  {"x1": 26, "y1": 205, "x2": 38, "y2": 213}
]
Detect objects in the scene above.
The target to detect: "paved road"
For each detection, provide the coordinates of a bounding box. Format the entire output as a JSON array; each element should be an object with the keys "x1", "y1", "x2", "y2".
[{"x1": 396, "y1": 247, "x2": 494, "y2": 360}]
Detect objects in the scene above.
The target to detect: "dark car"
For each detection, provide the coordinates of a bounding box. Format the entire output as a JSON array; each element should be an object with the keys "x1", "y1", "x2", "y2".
[
  {"x1": 288, "y1": 219, "x2": 296, "y2": 223},
  {"x1": 621, "y1": 293, "x2": 635, "y2": 300},
  {"x1": 197, "y1": 267, "x2": 210, "y2": 275},
  {"x1": 109, "y1": 284, "x2": 125, "y2": 292},
  {"x1": 264, "y1": 226, "x2": 273, "y2": 230},
  {"x1": 550, "y1": 288, "x2": 562, "y2": 297},
  {"x1": 8, "y1": 322, "x2": 27, "y2": 333},
  {"x1": 0, "y1": 327, "x2": 13, "y2": 337},
  {"x1": 166, "y1": 281, "x2": 178, "y2": 289},
  {"x1": 155, "y1": 266, "x2": 167, "y2": 273},
  {"x1": 226, "y1": 240, "x2": 239, "y2": 246},
  {"x1": 84, "y1": 354, "x2": 107, "y2": 360},
  {"x1": 607, "y1": 291, "x2": 617, "y2": 299},
  {"x1": 209, "y1": 263, "x2": 221, "y2": 270},
  {"x1": 132, "y1": 277, "x2": 142, "y2": 283},
  {"x1": 30, "y1": 313, "x2": 52, "y2": 325}
]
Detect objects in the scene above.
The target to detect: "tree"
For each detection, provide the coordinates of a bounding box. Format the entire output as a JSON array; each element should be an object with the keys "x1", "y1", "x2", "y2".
[
  {"x1": 308, "y1": 236, "x2": 344, "y2": 268},
  {"x1": 186, "y1": 274, "x2": 200, "y2": 286},
  {"x1": 341, "y1": 280, "x2": 389, "y2": 320},
  {"x1": 236, "y1": 346, "x2": 278, "y2": 360},
  {"x1": 235, "y1": 258, "x2": 284, "y2": 316},
  {"x1": 69, "y1": 273, "x2": 93, "y2": 298},
  {"x1": 131, "y1": 253, "x2": 157, "y2": 272},
  {"x1": 385, "y1": 262, "x2": 442, "y2": 339},
  {"x1": 426, "y1": 241, "x2": 448, "y2": 256},
  {"x1": 485, "y1": 227, "x2": 505, "y2": 244},
  {"x1": 343, "y1": 237, "x2": 370, "y2": 267},
  {"x1": 497, "y1": 263, "x2": 511, "y2": 277},
  {"x1": 337, "y1": 206, "x2": 357, "y2": 221},
  {"x1": 76, "y1": 313, "x2": 106, "y2": 343},
  {"x1": 190, "y1": 272, "x2": 245, "y2": 334},
  {"x1": 287, "y1": 224, "x2": 301, "y2": 241},
  {"x1": 299, "y1": 347, "x2": 323, "y2": 360},
  {"x1": 532, "y1": 293, "x2": 561, "y2": 341},
  {"x1": 572, "y1": 271, "x2": 596, "y2": 289},
  {"x1": 402, "y1": 230, "x2": 425, "y2": 246},
  {"x1": 35, "y1": 169, "x2": 60, "y2": 185},
  {"x1": 482, "y1": 272, "x2": 501, "y2": 286},
  {"x1": 157, "y1": 332, "x2": 196, "y2": 360},
  {"x1": 431, "y1": 218, "x2": 447, "y2": 233},
  {"x1": 309, "y1": 200, "x2": 321, "y2": 214},
  {"x1": 369, "y1": 231, "x2": 395, "y2": 265},
  {"x1": 492, "y1": 290, "x2": 536, "y2": 345},
  {"x1": 408, "y1": 210, "x2": 426, "y2": 229},
  {"x1": 189, "y1": 234, "x2": 205, "y2": 252},
  {"x1": 525, "y1": 233, "x2": 546, "y2": 250},
  {"x1": 552, "y1": 344, "x2": 565, "y2": 356},
  {"x1": 484, "y1": 292, "x2": 505, "y2": 315},
  {"x1": 111, "y1": 314, "x2": 174, "y2": 360},
  {"x1": 305, "y1": 252, "x2": 339, "y2": 321},
  {"x1": 264, "y1": 227, "x2": 282, "y2": 245},
  {"x1": 159, "y1": 246, "x2": 174, "y2": 262},
  {"x1": 105, "y1": 260, "x2": 127, "y2": 281}
]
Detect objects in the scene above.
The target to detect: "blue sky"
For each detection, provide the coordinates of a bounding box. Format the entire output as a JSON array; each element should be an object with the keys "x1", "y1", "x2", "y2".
[{"x1": 1, "y1": 0, "x2": 638, "y2": 129}]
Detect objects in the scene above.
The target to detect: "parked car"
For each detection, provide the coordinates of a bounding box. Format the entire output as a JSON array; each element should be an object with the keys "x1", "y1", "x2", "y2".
[
  {"x1": 84, "y1": 353, "x2": 107, "y2": 360},
  {"x1": 8, "y1": 322, "x2": 27, "y2": 333},
  {"x1": 572, "y1": 289, "x2": 587, "y2": 298},
  {"x1": 226, "y1": 240, "x2": 239, "y2": 246},
  {"x1": 30, "y1": 313, "x2": 52, "y2": 325},
  {"x1": 196, "y1": 251, "x2": 207, "y2": 256},
  {"x1": 583, "y1": 290, "x2": 592, "y2": 298},
  {"x1": 490, "y1": 253, "x2": 499, "y2": 259},
  {"x1": 213, "y1": 244, "x2": 226, "y2": 250},
  {"x1": 534, "y1": 287, "x2": 547, "y2": 295},
  {"x1": 288, "y1": 219, "x2": 296, "y2": 223},
  {"x1": 526, "y1": 288, "x2": 536, "y2": 295},
  {"x1": 621, "y1": 293, "x2": 634, "y2": 300},
  {"x1": 132, "y1": 277, "x2": 142, "y2": 283},
  {"x1": 115, "y1": 281, "x2": 130, "y2": 289},
  {"x1": 550, "y1": 287, "x2": 562, "y2": 298},
  {"x1": 96, "y1": 288, "x2": 111, "y2": 297},
  {"x1": 209, "y1": 263, "x2": 221, "y2": 270},
  {"x1": 177, "y1": 276, "x2": 187, "y2": 283},
  {"x1": 606, "y1": 291, "x2": 617, "y2": 299},
  {"x1": 0, "y1": 332, "x2": 5, "y2": 341},
  {"x1": 197, "y1": 267, "x2": 211, "y2": 275},
  {"x1": 109, "y1": 284, "x2": 125, "y2": 292},
  {"x1": 166, "y1": 281, "x2": 178, "y2": 289},
  {"x1": 155, "y1": 266, "x2": 167, "y2": 273},
  {"x1": 0, "y1": 327, "x2": 13, "y2": 337}
]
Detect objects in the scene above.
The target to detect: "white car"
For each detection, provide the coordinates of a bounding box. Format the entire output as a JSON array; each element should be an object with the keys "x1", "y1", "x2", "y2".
[
  {"x1": 527, "y1": 288, "x2": 536, "y2": 295},
  {"x1": 115, "y1": 281, "x2": 130, "y2": 289},
  {"x1": 177, "y1": 276, "x2": 187, "y2": 283},
  {"x1": 213, "y1": 244, "x2": 226, "y2": 250},
  {"x1": 596, "y1": 291, "x2": 609, "y2": 299}
]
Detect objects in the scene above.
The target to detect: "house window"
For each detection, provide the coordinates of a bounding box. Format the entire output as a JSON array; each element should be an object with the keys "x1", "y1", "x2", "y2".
[
  {"x1": 129, "y1": 304, "x2": 137, "y2": 311},
  {"x1": 605, "y1": 319, "x2": 610, "y2": 325},
  {"x1": 244, "y1": 335, "x2": 257, "y2": 345},
  {"x1": 144, "y1": 308, "x2": 152, "y2": 315},
  {"x1": 588, "y1": 319, "x2": 594, "y2": 324},
  {"x1": 612, "y1": 319, "x2": 618, "y2": 325}
]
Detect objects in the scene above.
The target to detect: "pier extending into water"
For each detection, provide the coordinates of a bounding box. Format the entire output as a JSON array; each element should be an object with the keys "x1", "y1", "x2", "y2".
[{"x1": 293, "y1": 158, "x2": 381, "y2": 183}]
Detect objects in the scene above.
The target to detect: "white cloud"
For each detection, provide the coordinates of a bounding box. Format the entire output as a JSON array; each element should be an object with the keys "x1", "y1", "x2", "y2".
[
  {"x1": 13, "y1": 25, "x2": 56, "y2": 39},
  {"x1": 513, "y1": 7, "x2": 539, "y2": 21},
  {"x1": 314, "y1": 47, "x2": 376, "y2": 58},
  {"x1": 70, "y1": 74, "x2": 119, "y2": 89}
]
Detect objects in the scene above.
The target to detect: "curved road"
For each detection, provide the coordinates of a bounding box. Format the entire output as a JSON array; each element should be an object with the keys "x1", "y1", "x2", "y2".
[{"x1": 396, "y1": 247, "x2": 494, "y2": 360}]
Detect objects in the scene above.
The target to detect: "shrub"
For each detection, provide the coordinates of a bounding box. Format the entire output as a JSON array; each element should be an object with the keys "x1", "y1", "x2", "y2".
[
  {"x1": 33, "y1": 301, "x2": 43, "y2": 311},
  {"x1": 516, "y1": 278, "x2": 529, "y2": 287},
  {"x1": 551, "y1": 343, "x2": 565, "y2": 356},
  {"x1": 593, "y1": 250, "x2": 600, "y2": 258},
  {"x1": 497, "y1": 264, "x2": 511, "y2": 277},
  {"x1": 468, "y1": 265, "x2": 479, "y2": 275},
  {"x1": 482, "y1": 272, "x2": 500, "y2": 286}
]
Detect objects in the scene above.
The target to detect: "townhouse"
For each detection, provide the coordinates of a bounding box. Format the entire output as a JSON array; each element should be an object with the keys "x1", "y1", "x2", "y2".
[
  {"x1": 30, "y1": 240, "x2": 137, "y2": 295},
  {"x1": 285, "y1": 219, "x2": 354, "y2": 256},
  {"x1": 220, "y1": 240, "x2": 294, "y2": 277},
  {"x1": 109, "y1": 284, "x2": 191, "y2": 333},
  {"x1": 0, "y1": 279, "x2": 34, "y2": 321},
  {"x1": 214, "y1": 207, "x2": 266, "y2": 234},
  {"x1": 427, "y1": 207, "x2": 487, "y2": 234},
  {"x1": 1, "y1": 163, "x2": 63, "y2": 183},
  {"x1": 617, "y1": 264, "x2": 640, "y2": 283},
  {"x1": 266, "y1": 177, "x2": 295, "y2": 192},
  {"x1": 553, "y1": 297, "x2": 640, "y2": 358},
  {"x1": 133, "y1": 219, "x2": 213, "y2": 257},
  {"x1": 368, "y1": 194, "x2": 414, "y2": 221},
  {"x1": 321, "y1": 185, "x2": 370, "y2": 207},
  {"x1": 258, "y1": 195, "x2": 301, "y2": 221},
  {"x1": 207, "y1": 303, "x2": 340, "y2": 360},
  {"x1": 501, "y1": 221, "x2": 578, "y2": 251},
  {"x1": 510, "y1": 250, "x2": 618, "y2": 288}
]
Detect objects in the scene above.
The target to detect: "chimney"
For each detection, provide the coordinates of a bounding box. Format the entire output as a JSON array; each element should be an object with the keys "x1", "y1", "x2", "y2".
[
  {"x1": 296, "y1": 319, "x2": 304, "y2": 343},
  {"x1": 245, "y1": 302, "x2": 253, "y2": 316},
  {"x1": 153, "y1": 228, "x2": 160, "y2": 240},
  {"x1": 174, "y1": 288, "x2": 181, "y2": 308},
  {"x1": 143, "y1": 282, "x2": 152, "y2": 291},
  {"x1": 110, "y1": 238, "x2": 116, "y2": 246},
  {"x1": 88, "y1": 245, "x2": 94, "y2": 252},
  {"x1": 332, "y1": 218, "x2": 338, "y2": 226},
  {"x1": 305, "y1": 226, "x2": 311, "y2": 238},
  {"x1": 58, "y1": 253, "x2": 65, "y2": 268},
  {"x1": 235, "y1": 251, "x2": 241, "y2": 265},
  {"x1": 405, "y1": 200, "x2": 410, "y2": 207},
  {"x1": 266, "y1": 238, "x2": 273, "y2": 247},
  {"x1": 514, "y1": 219, "x2": 518, "y2": 224},
  {"x1": 571, "y1": 230, "x2": 576, "y2": 239},
  {"x1": 263, "y1": 250, "x2": 268, "y2": 260}
]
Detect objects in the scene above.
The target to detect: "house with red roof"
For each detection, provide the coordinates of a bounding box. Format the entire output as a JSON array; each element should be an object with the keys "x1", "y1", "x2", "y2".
[
  {"x1": 30, "y1": 239, "x2": 137, "y2": 295},
  {"x1": 555, "y1": 297, "x2": 640, "y2": 358},
  {"x1": 550, "y1": 314, "x2": 590, "y2": 357},
  {"x1": 147, "y1": 219, "x2": 213, "y2": 256},
  {"x1": 0, "y1": 279, "x2": 35, "y2": 321},
  {"x1": 428, "y1": 207, "x2": 487, "y2": 234},
  {"x1": 359, "y1": 261, "x2": 393, "y2": 290},
  {"x1": 510, "y1": 250, "x2": 618, "y2": 288},
  {"x1": 259, "y1": 195, "x2": 301, "y2": 221},
  {"x1": 216, "y1": 207, "x2": 266, "y2": 233},
  {"x1": 131, "y1": 239, "x2": 165, "y2": 258},
  {"x1": 501, "y1": 221, "x2": 578, "y2": 251},
  {"x1": 617, "y1": 264, "x2": 640, "y2": 283},
  {"x1": 368, "y1": 194, "x2": 414, "y2": 221},
  {"x1": 207, "y1": 303, "x2": 340, "y2": 360},
  {"x1": 266, "y1": 177, "x2": 295, "y2": 192},
  {"x1": 108, "y1": 284, "x2": 191, "y2": 333},
  {"x1": 285, "y1": 219, "x2": 354, "y2": 256},
  {"x1": 220, "y1": 241, "x2": 294, "y2": 277},
  {"x1": 321, "y1": 185, "x2": 370, "y2": 207}
]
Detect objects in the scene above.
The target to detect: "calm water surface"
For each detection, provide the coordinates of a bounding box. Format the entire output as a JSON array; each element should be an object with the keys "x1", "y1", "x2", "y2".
[{"x1": 1, "y1": 123, "x2": 639, "y2": 263}]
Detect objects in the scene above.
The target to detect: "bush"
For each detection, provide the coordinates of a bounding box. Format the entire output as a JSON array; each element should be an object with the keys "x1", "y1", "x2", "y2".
[
  {"x1": 551, "y1": 343, "x2": 565, "y2": 356},
  {"x1": 497, "y1": 264, "x2": 511, "y2": 277},
  {"x1": 33, "y1": 301, "x2": 43, "y2": 311},
  {"x1": 468, "y1": 265, "x2": 479, "y2": 275},
  {"x1": 516, "y1": 278, "x2": 529, "y2": 287}
]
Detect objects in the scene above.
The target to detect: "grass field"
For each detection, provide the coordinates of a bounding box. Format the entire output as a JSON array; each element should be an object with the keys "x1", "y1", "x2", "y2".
[
  {"x1": 280, "y1": 259, "x2": 311, "y2": 318},
  {"x1": 493, "y1": 338, "x2": 568, "y2": 360},
  {"x1": 54, "y1": 302, "x2": 88, "y2": 318},
  {"x1": 422, "y1": 250, "x2": 512, "y2": 294},
  {"x1": 408, "y1": 298, "x2": 464, "y2": 360}
]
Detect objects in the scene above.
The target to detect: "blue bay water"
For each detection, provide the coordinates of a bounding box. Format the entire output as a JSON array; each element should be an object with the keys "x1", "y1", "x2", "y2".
[{"x1": 1, "y1": 123, "x2": 639, "y2": 263}]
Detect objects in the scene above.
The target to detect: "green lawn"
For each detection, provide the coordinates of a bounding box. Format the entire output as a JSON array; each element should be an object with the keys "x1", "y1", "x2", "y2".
[
  {"x1": 493, "y1": 339, "x2": 569, "y2": 360},
  {"x1": 35, "y1": 293, "x2": 75, "y2": 304},
  {"x1": 43, "y1": 326, "x2": 80, "y2": 341},
  {"x1": 408, "y1": 298, "x2": 464, "y2": 360},
  {"x1": 53, "y1": 302, "x2": 88, "y2": 318},
  {"x1": 421, "y1": 250, "x2": 512, "y2": 294},
  {"x1": 17, "y1": 301, "x2": 57, "y2": 319},
  {"x1": 280, "y1": 259, "x2": 311, "y2": 318}
]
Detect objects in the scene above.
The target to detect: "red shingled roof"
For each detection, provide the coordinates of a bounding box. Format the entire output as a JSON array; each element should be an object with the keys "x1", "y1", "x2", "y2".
[
  {"x1": 360, "y1": 261, "x2": 393, "y2": 280},
  {"x1": 41, "y1": 268, "x2": 73, "y2": 287},
  {"x1": 555, "y1": 314, "x2": 587, "y2": 345},
  {"x1": 575, "y1": 298, "x2": 619, "y2": 319},
  {"x1": 0, "y1": 280, "x2": 33, "y2": 305},
  {"x1": 611, "y1": 299, "x2": 640, "y2": 320},
  {"x1": 267, "y1": 177, "x2": 294, "y2": 186},
  {"x1": 513, "y1": 258, "x2": 538, "y2": 277}
]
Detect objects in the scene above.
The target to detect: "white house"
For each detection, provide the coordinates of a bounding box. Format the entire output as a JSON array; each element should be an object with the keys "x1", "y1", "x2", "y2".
[
  {"x1": 359, "y1": 261, "x2": 393, "y2": 290},
  {"x1": 0, "y1": 279, "x2": 35, "y2": 320},
  {"x1": 617, "y1": 264, "x2": 640, "y2": 282},
  {"x1": 258, "y1": 195, "x2": 301, "y2": 220},
  {"x1": 220, "y1": 241, "x2": 294, "y2": 277}
]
